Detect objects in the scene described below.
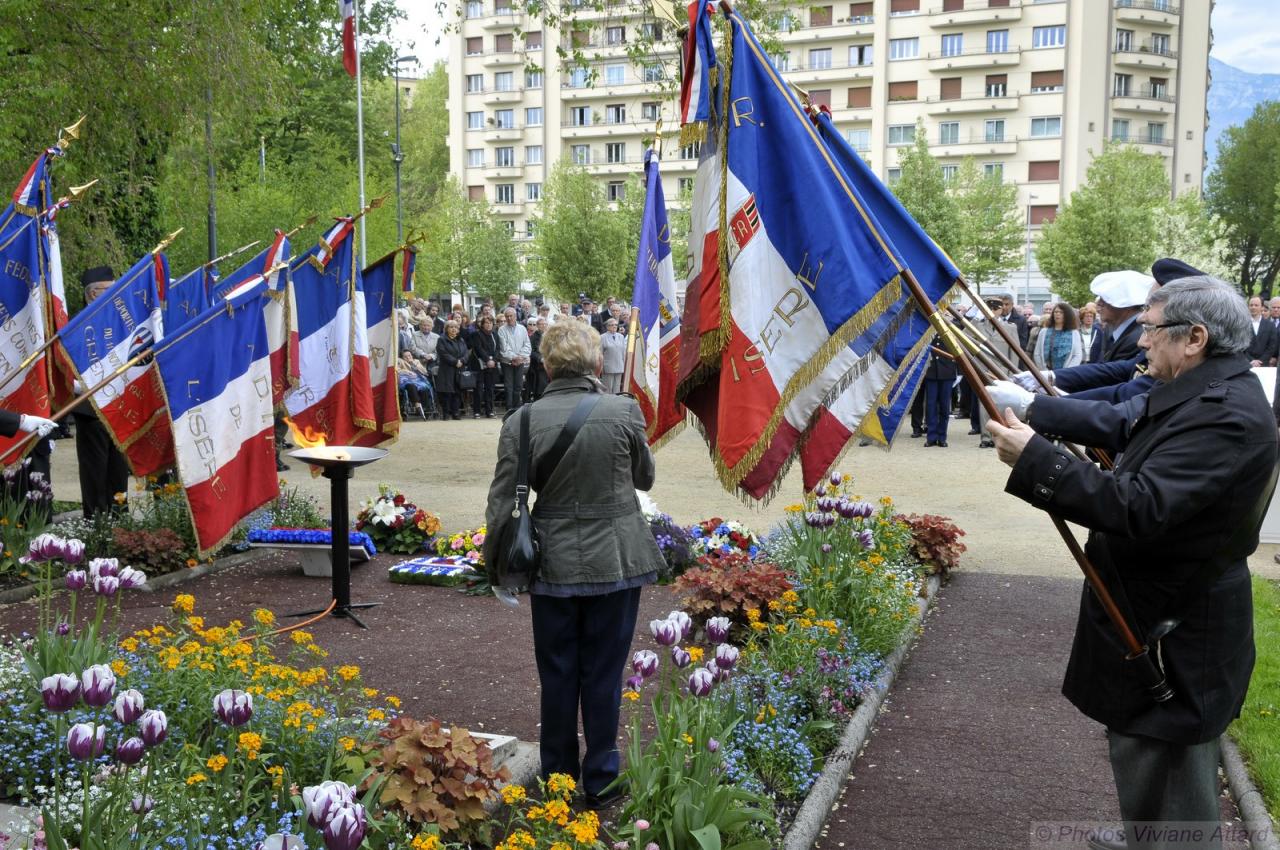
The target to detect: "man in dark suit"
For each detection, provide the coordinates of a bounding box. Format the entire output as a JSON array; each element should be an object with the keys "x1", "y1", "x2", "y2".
[
  {"x1": 1246, "y1": 295, "x2": 1278, "y2": 367},
  {"x1": 72, "y1": 266, "x2": 131, "y2": 518},
  {"x1": 922, "y1": 339, "x2": 958, "y2": 447},
  {"x1": 1000, "y1": 294, "x2": 1029, "y2": 351},
  {"x1": 988, "y1": 276, "x2": 1276, "y2": 850}
]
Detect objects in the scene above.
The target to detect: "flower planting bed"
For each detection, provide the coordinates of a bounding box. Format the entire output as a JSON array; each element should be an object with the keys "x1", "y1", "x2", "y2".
[{"x1": 0, "y1": 475, "x2": 963, "y2": 849}]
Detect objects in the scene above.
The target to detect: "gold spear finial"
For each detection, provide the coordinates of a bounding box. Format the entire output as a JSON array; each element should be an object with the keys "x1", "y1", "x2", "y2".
[
  {"x1": 56, "y1": 116, "x2": 88, "y2": 151},
  {"x1": 68, "y1": 179, "x2": 98, "y2": 200},
  {"x1": 284, "y1": 214, "x2": 320, "y2": 240},
  {"x1": 152, "y1": 227, "x2": 184, "y2": 254}
]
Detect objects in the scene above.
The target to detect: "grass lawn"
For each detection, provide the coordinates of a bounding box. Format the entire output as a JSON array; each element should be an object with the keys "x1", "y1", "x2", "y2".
[{"x1": 1231, "y1": 576, "x2": 1280, "y2": 817}]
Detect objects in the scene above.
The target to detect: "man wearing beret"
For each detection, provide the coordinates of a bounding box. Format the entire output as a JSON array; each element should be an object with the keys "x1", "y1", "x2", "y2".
[
  {"x1": 72, "y1": 266, "x2": 131, "y2": 518},
  {"x1": 988, "y1": 276, "x2": 1277, "y2": 850}
]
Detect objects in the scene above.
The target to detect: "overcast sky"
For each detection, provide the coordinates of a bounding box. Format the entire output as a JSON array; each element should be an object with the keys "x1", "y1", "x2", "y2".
[{"x1": 389, "y1": 0, "x2": 1280, "y2": 77}]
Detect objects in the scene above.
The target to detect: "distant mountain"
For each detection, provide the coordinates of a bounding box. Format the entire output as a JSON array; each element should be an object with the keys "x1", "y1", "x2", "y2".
[{"x1": 1207, "y1": 57, "x2": 1280, "y2": 170}]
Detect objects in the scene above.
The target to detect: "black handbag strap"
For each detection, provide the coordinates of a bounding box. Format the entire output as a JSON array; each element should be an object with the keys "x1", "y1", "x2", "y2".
[
  {"x1": 514, "y1": 404, "x2": 533, "y2": 509},
  {"x1": 534, "y1": 392, "x2": 602, "y2": 491}
]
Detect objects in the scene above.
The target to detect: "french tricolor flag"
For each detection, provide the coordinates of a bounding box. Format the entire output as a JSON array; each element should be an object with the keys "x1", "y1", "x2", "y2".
[
  {"x1": 0, "y1": 186, "x2": 54, "y2": 465},
  {"x1": 678, "y1": 1, "x2": 717, "y2": 145},
  {"x1": 284, "y1": 217, "x2": 374, "y2": 444},
  {"x1": 156, "y1": 278, "x2": 279, "y2": 555},
  {"x1": 10, "y1": 148, "x2": 56, "y2": 215},
  {"x1": 352, "y1": 248, "x2": 403, "y2": 447},
  {"x1": 55, "y1": 250, "x2": 174, "y2": 476},
  {"x1": 219, "y1": 230, "x2": 297, "y2": 405},
  {"x1": 340, "y1": 0, "x2": 358, "y2": 78}
]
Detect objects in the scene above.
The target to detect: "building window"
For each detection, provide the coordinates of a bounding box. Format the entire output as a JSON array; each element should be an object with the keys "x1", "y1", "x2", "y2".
[
  {"x1": 525, "y1": 107, "x2": 543, "y2": 126},
  {"x1": 1028, "y1": 160, "x2": 1060, "y2": 182},
  {"x1": 1030, "y1": 116, "x2": 1061, "y2": 138},
  {"x1": 643, "y1": 64, "x2": 665, "y2": 83},
  {"x1": 810, "y1": 48, "x2": 832, "y2": 70},
  {"x1": 525, "y1": 145, "x2": 542, "y2": 164},
  {"x1": 1030, "y1": 70, "x2": 1064, "y2": 93},
  {"x1": 495, "y1": 184, "x2": 515, "y2": 204},
  {"x1": 939, "y1": 121, "x2": 959, "y2": 145},
  {"x1": 849, "y1": 1, "x2": 873, "y2": 22},
  {"x1": 984, "y1": 119, "x2": 1005, "y2": 142},
  {"x1": 942, "y1": 0, "x2": 962, "y2": 10},
  {"x1": 525, "y1": 70, "x2": 543, "y2": 89},
  {"x1": 811, "y1": 5, "x2": 833, "y2": 26},
  {"x1": 1115, "y1": 29, "x2": 1133, "y2": 52},
  {"x1": 639, "y1": 22, "x2": 662, "y2": 40},
  {"x1": 494, "y1": 71, "x2": 514, "y2": 91},
  {"x1": 606, "y1": 142, "x2": 626, "y2": 163},
  {"x1": 570, "y1": 28, "x2": 589, "y2": 47},
  {"x1": 605, "y1": 104, "x2": 626, "y2": 124},
  {"x1": 1149, "y1": 77, "x2": 1168, "y2": 99},
  {"x1": 847, "y1": 128, "x2": 871, "y2": 151},
  {"x1": 501, "y1": 219, "x2": 515, "y2": 235},
  {"x1": 527, "y1": 182, "x2": 542, "y2": 201},
  {"x1": 847, "y1": 86, "x2": 871, "y2": 108},
  {"x1": 466, "y1": 74, "x2": 483, "y2": 93},
  {"x1": 681, "y1": 142, "x2": 701, "y2": 159},
  {"x1": 940, "y1": 77, "x2": 962, "y2": 100},
  {"x1": 567, "y1": 67, "x2": 588, "y2": 88},
  {"x1": 606, "y1": 181, "x2": 626, "y2": 202},
  {"x1": 886, "y1": 167, "x2": 902, "y2": 184},
  {"x1": 1151, "y1": 33, "x2": 1170, "y2": 55},
  {"x1": 466, "y1": 111, "x2": 484, "y2": 130},
  {"x1": 525, "y1": 31, "x2": 543, "y2": 49},
  {"x1": 983, "y1": 163, "x2": 1003, "y2": 180},
  {"x1": 887, "y1": 124, "x2": 915, "y2": 145},
  {"x1": 986, "y1": 30, "x2": 1009, "y2": 53},
  {"x1": 466, "y1": 149, "x2": 484, "y2": 167},
  {"x1": 1032, "y1": 25, "x2": 1065, "y2": 49},
  {"x1": 468, "y1": 185, "x2": 484, "y2": 201},
  {"x1": 641, "y1": 101, "x2": 661, "y2": 120},
  {"x1": 494, "y1": 109, "x2": 514, "y2": 129},
  {"x1": 605, "y1": 63, "x2": 626, "y2": 85},
  {"x1": 1147, "y1": 122, "x2": 1166, "y2": 143},
  {"x1": 525, "y1": 220, "x2": 537, "y2": 238},
  {"x1": 465, "y1": 0, "x2": 483, "y2": 17},
  {"x1": 494, "y1": 33, "x2": 513, "y2": 52},
  {"x1": 889, "y1": 0, "x2": 919, "y2": 15},
  {"x1": 606, "y1": 26, "x2": 625, "y2": 45},
  {"x1": 1112, "y1": 119, "x2": 1131, "y2": 141},
  {"x1": 571, "y1": 144, "x2": 590, "y2": 165},
  {"x1": 495, "y1": 146, "x2": 515, "y2": 167},
  {"x1": 940, "y1": 33, "x2": 963, "y2": 57},
  {"x1": 809, "y1": 89, "x2": 831, "y2": 109},
  {"x1": 887, "y1": 81, "x2": 917, "y2": 102},
  {"x1": 941, "y1": 164, "x2": 958, "y2": 181},
  {"x1": 985, "y1": 74, "x2": 1007, "y2": 97},
  {"x1": 466, "y1": 37, "x2": 483, "y2": 56},
  {"x1": 678, "y1": 177, "x2": 694, "y2": 193},
  {"x1": 889, "y1": 38, "x2": 918, "y2": 61},
  {"x1": 570, "y1": 105, "x2": 591, "y2": 126},
  {"x1": 773, "y1": 52, "x2": 791, "y2": 71},
  {"x1": 1113, "y1": 73, "x2": 1131, "y2": 97},
  {"x1": 850, "y1": 44, "x2": 873, "y2": 66}
]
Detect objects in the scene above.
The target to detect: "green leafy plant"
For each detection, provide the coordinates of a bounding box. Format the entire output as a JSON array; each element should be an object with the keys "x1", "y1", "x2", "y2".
[
  {"x1": 365, "y1": 716, "x2": 509, "y2": 842},
  {"x1": 672, "y1": 552, "x2": 792, "y2": 627},
  {"x1": 895, "y1": 513, "x2": 966, "y2": 576}
]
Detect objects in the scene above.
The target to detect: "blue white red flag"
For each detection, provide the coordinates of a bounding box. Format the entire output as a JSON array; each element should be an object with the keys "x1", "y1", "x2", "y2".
[
  {"x1": 54, "y1": 250, "x2": 174, "y2": 476},
  {"x1": 400, "y1": 245, "x2": 416, "y2": 293},
  {"x1": 352, "y1": 249, "x2": 402, "y2": 447},
  {"x1": 678, "y1": 0, "x2": 718, "y2": 145},
  {"x1": 627, "y1": 149, "x2": 685, "y2": 447},
  {"x1": 340, "y1": 0, "x2": 358, "y2": 78},
  {"x1": 163, "y1": 266, "x2": 214, "y2": 333},
  {"x1": 155, "y1": 279, "x2": 278, "y2": 554},
  {"x1": 0, "y1": 188, "x2": 53, "y2": 464},
  {"x1": 217, "y1": 231, "x2": 296, "y2": 405},
  {"x1": 284, "y1": 218, "x2": 374, "y2": 444}
]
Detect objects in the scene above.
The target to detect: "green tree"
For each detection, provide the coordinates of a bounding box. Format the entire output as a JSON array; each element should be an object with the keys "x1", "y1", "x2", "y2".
[
  {"x1": 1035, "y1": 143, "x2": 1169, "y2": 304},
  {"x1": 948, "y1": 158, "x2": 1023, "y2": 294},
  {"x1": 416, "y1": 179, "x2": 520, "y2": 303},
  {"x1": 1205, "y1": 101, "x2": 1280, "y2": 296},
  {"x1": 532, "y1": 161, "x2": 638, "y2": 302},
  {"x1": 398, "y1": 62, "x2": 451, "y2": 222},
  {"x1": 1152, "y1": 192, "x2": 1233, "y2": 282},
  {"x1": 891, "y1": 121, "x2": 960, "y2": 256}
]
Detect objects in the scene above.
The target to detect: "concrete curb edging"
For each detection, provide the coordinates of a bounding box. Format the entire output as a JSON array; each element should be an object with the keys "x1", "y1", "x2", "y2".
[
  {"x1": 782, "y1": 573, "x2": 942, "y2": 850},
  {"x1": 1221, "y1": 735, "x2": 1279, "y2": 850}
]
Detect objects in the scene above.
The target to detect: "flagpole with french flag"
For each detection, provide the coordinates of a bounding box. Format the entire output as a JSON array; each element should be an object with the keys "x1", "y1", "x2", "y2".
[{"x1": 341, "y1": 0, "x2": 368, "y2": 267}]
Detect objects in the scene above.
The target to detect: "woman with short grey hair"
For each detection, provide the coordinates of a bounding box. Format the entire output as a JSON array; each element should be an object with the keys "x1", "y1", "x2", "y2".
[
  {"x1": 483, "y1": 318, "x2": 663, "y2": 809},
  {"x1": 599, "y1": 317, "x2": 627, "y2": 394}
]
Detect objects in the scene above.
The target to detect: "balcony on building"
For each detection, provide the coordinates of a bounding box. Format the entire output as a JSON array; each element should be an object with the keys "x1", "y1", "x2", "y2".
[
  {"x1": 560, "y1": 117, "x2": 659, "y2": 139},
  {"x1": 1113, "y1": 0, "x2": 1179, "y2": 27},
  {"x1": 787, "y1": 58, "x2": 874, "y2": 85},
  {"x1": 1110, "y1": 84, "x2": 1175, "y2": 113},
  {"x1": 492, "y1": 201, "x2": 525, "y2": 216},
  {"x1": 925, "y1": 91, "x2": 1021, "y2": 114},
  {"x1": 793, "y1": 16, "x2": 876, "y2": 42},
  {"x1": 928, "y1": 0, "x2": 1023, "y2": 27},
  {"x1": 483, "y1": 87, "x2": 525, "y2": 105},
  {"x1": 928, "y1": 45, "x2": 1022, "y2": 72},
  {"x1": 481, "y1": 8, "x2": 522, "y2": 29},
  {"x1": 483, "y1": 164, "x2": 524, "y2": 180},
  {"x1": 482, "y1": 49, "x2": 526, "y2": 67},
  {"x1": 483, "y1": 123, "x2": 524, "y2": 142},
  {"x1": 1112, "y1": 40, "x2": 1178, "y2": 70},
  {"x1": 930, "y1": 130, "x2": 1019, "y2": 156},
  {"x1": 1110, "y1": 131, "x2": 1174, "y2": 152}
]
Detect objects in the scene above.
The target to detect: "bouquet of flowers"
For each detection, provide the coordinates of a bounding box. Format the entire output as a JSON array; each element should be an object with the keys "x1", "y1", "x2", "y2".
[
  {"x1": 354, "y1": 484, "x2": 441, "y2": 555},
  {"x1": 433, "y1": 525, "x2": 485, "y2": 568},
  {"x1": 637, "y1": 492, "x2": 695, "y2": 581},
  {"x1": 689, "y1": 517, "x2": 761, "y2": 561}
]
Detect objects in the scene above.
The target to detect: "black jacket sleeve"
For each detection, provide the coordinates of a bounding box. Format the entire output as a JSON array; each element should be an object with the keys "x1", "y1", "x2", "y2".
[
  {"x1": 1026, "y1": 394, "x2": 1143, "y2": 453},
  {"x1": 0, "y1": 410, "x2": 21, "y2": 438}
]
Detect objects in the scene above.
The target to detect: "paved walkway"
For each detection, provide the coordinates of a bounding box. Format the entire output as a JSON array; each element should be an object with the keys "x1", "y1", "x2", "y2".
[{"x1": 815, "y1": 572, "x2": 1248, "y2": 850}]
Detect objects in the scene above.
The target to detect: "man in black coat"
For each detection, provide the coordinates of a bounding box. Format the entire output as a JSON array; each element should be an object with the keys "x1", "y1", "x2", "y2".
[
  {"x1": 922, "y1": 339, "x2": 957, "y2": 447},
  {"x1": 1246, "y1": 295, "x2": 1278, "y2": 366},
  {"x1": 1000, "y1": 294, "x2": 1030, "y2": 351},
  {"x1": 987, "y1": 276, "x2": 1277, "y2": 849},
  {"x1": 72, "y1": 266, "x2": 131, "y2": 518}
]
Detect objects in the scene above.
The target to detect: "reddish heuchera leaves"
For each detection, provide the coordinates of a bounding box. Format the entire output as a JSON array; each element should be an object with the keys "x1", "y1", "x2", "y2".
[
  {"x1": 895, "y1": 513, "x2": 966, "y2": 576},
  {"x1": 672, "y1": 552, "x2": 792, "y2": 626}
]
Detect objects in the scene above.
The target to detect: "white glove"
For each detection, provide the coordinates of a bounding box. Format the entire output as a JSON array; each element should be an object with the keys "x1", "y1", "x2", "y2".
[
  {"x1": 986, "y1": 380, "x2": 1034, "y2": 422},
  {"x1": 18, "y1": 414, "x2": 57, "y2": 437},
  {"x1": 72, "y1": 379, "x2": 85, "y2": 394},
  {"x1": 1012, "y1": 370, "x2": 1053, "y2": 394}
]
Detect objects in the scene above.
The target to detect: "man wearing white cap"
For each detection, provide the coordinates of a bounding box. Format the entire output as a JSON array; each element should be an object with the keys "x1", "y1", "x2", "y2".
[{"x1": 1090, "y1": 270, "x2": 1153, "y2": 364}]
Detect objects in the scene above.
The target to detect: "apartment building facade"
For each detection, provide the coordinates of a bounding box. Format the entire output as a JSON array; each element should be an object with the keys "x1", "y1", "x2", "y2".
[{"x1": 447, "y1": 0, "x2": 1211, "y2": 289}]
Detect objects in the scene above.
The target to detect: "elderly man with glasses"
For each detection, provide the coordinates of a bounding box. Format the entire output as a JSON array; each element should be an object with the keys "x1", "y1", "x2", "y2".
[{"x1": 984, "y1": 276, "x2": 1278, "y2": 850}]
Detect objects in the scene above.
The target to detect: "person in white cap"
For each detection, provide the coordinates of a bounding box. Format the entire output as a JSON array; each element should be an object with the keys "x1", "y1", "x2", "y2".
[{"x1": 1091, "y1": 270, "x2": 1154, "y2": 363}]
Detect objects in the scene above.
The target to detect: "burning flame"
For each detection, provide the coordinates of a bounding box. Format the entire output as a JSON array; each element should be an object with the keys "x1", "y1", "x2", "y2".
[{"x1": 283, "y1": 417, "x2": 327, "y2": 448}]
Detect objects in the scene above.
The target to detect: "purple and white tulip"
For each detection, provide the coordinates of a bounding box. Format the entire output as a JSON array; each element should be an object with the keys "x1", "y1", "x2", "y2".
[
  {"x1": 687, "y1": 668, "x2": 715, "y2": 697},
  {"x1": 707, "y1": 737, "x2": 720, "y2": 753},
  {"x1": 55, "y1": 621, "x2": 71, "y2": 636},
  {"x1": 80, "y1": 664, "x2": 116, "y2": 707},
  {"x1": 302, "y1": 781, "x2": 357, "y2": 829},
  {"x1": 649, "y1": 618, "x2": 680, "y2": 647},
  {"x1": 258, "y1": 836, "x2": 303, "y2": 850},
  {"x1": 40, "y1": 673, "x2": 80, "y2": 712},
  {"x1": 666, "y1": 611, "x2": 692, "y2": 640},
  {"x1": 92, "y1": 574, "x2": 119, "y2": 597},
  {"x1": 213, "y1": 689, "x2": 254, "y2": 726},
  {"x1": 117, "y1": 566, "x2": 147, "y2": 589},
  {"x1": 66, "y1": 723, "x2": 105, "y2": 760},
  {"x1": 131, "y1": 795, "x2": 155, "y2": 815},
  {"x1": 115, "y1": 737, "x2": 145, "y2": 765},
  {"x1": 25, "y1": 533, "x2": 65, "y2": 564},
  {"x1": 113, "y1": 689, "x2": 145, "y2": 724},
  {"x1": 631, "y1": 650, "x2": 658, "y2": 679},
  {"x1": 706, "y1": 616, "x2": 732, "y2": 644},
  {"x1": 858, "y1": 529, "x2": 875, "y2": 549},
  {"x1": 87, "y1": 557, "x2": 119, "y2": 579},
  {"x1": 322, "y1": 802, "x2": 367, "y2": 850},
  {"x1": 670, "y1": 646, "x2": 692, "y2": 668},
  {"x1": 625, "y1": 674, "x2": 644, "y2": 691},
  {"x1": 61, "y1": 538, "x2": 85, "y2": 565},
  {"x1": 714, "y1": 644, "x2": 740, "y2": 670},
  {"x1": 139, "y1": 709, "x2": 168, "y2": 747},
  {"x1": 63, "y1": 570, "x2": 86, "y2": 591},
  {"x1": 829, "y1": 471, "x2": 843, "y2": 486}
]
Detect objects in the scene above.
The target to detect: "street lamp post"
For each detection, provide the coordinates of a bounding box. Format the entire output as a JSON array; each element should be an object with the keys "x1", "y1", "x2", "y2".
[
  {"x1": 393, "y1": 55, "x2": 418, "y2": 245},
  {"x1": 1024, "y1": 194, "x2": 1038, "y2": 309}
]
